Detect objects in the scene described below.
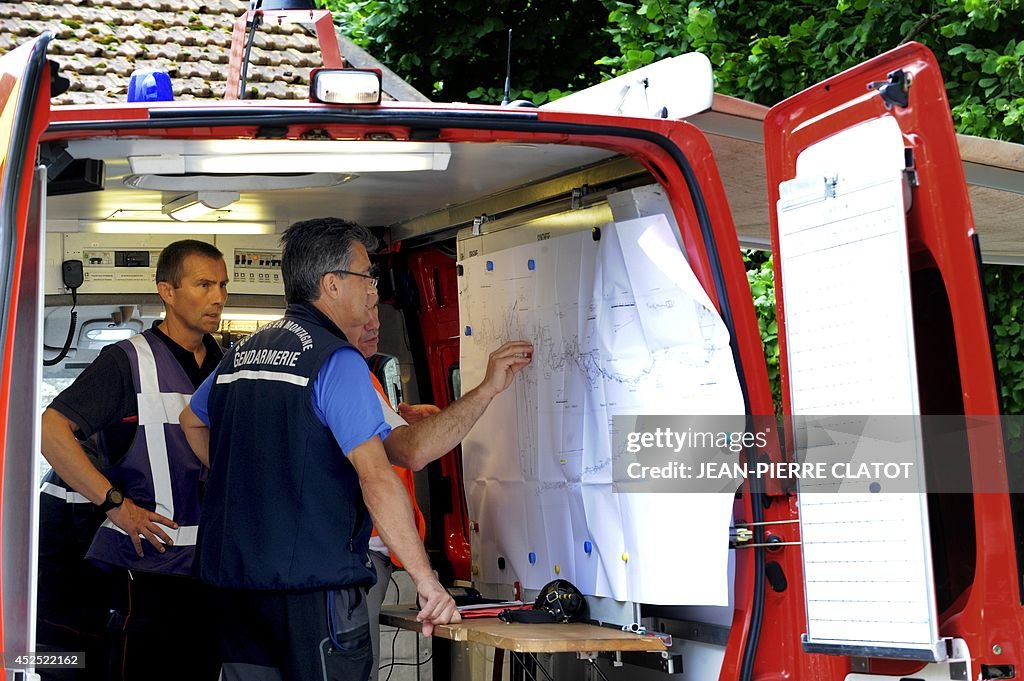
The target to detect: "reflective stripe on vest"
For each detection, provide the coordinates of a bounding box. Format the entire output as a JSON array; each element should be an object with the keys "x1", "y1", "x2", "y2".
[
  {"x1": 97, "y1": 517, "x2": 199, "y2": 547},
  {"x1": 41, "y1": 481, "x2": 90, "y2": 504},
  {"x1": 216, "y1": 369, "x2": 310, "y2": 387},
  {"x1": 86, "y1": 330, "x2": 204, "y2": 575},
  {"x1": 131, "y1": 334, "x2": 191, "y2": 521}
]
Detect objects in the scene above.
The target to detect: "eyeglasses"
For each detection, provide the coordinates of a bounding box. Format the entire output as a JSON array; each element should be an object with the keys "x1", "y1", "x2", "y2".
[{"x1": 328, "y1": 269, "x2": 379, "y2": 289}]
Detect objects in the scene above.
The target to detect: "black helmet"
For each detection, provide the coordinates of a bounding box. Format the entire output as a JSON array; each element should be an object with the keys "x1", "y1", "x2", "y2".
[{"x1": 534, "y1": 579, "x2": 587, "y2": 623}]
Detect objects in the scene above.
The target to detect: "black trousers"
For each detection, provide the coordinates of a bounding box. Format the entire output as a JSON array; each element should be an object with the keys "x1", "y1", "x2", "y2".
[
  {"x1": 108, "y1": 569, "x2": 220, "y2": 681},
  {"x1": 217, "y1": 586, "x2": 372, "y2": 681}
]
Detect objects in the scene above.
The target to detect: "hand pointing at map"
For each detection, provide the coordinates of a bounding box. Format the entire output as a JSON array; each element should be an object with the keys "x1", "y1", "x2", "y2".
[
  {"x1": 375, "y1": 340, "x2": 532, "y2": 472},
  {"x1": 477, "y1": 341, "x2": 534, "y2": 399}
]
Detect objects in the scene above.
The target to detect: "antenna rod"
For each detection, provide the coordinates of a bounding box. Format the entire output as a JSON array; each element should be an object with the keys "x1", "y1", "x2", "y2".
[{"x1": 502, "y1": 28, "x2": 512, "y2": 106}]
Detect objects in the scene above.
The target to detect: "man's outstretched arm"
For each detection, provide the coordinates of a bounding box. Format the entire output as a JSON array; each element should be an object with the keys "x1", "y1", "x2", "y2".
[
  {"x1": 383, "y1": 340, "x2": 532, "y2": 470},
  {"x1": 349, "y1": 436, "x2": 460, "y2": 635}
]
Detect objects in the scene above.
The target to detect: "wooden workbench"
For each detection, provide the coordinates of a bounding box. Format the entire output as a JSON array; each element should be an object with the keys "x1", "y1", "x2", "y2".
[{"x1": 380, "y1": 605, "x2": 666, "y2": 654}]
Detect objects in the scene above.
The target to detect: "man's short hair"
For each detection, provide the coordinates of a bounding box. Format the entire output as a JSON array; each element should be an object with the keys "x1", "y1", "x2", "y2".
[
  {"x1": 155, "y1": 240, "x2": 224, "y2": 288},
  {"x1": 280, "y1": 218, "x2": 377, "y2": 304}
]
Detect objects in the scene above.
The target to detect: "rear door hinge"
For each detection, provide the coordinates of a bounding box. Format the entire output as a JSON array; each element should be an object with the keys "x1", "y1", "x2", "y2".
[{"x1": 868, "y1": 68, "x2": 912, "y2": 109}]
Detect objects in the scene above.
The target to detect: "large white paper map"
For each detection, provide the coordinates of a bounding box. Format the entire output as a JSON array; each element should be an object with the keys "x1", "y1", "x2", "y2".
[{"x1": 459, "y1": 215, "x2": 742, "y2": 604}]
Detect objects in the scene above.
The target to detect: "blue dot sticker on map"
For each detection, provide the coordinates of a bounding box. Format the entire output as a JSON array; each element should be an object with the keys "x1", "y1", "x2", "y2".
[
  {"x1": 486, "y1": 260, "x2": 494, "y2": 271},
  {"x1": 528, "y1": 259, "x2": 535, "y2": 270},
  {"x1": 465, "y1": 326, "x2": 472, "y2": 336}
]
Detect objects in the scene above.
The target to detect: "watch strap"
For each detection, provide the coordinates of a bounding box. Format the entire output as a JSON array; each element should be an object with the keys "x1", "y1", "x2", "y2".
[{"x1": 97, "y1": 487, "x2": 124, "y2": 513}]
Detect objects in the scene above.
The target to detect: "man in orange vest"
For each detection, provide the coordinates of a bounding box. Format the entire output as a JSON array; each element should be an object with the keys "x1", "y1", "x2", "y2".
[{"x1": 342, "y1": 303, "x2": 532, "y2": 679}]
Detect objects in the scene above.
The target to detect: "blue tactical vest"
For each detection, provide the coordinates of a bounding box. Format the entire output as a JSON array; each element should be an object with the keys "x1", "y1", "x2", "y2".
[
  {"x1": 87, "y1": 330, "x2": 204, "y2": 576},
  {"x1": 198, "y1": 301, "x2": 374, "y2": 591}
]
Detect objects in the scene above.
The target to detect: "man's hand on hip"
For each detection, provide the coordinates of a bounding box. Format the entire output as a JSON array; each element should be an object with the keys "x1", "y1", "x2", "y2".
[{"x1": 107, "y1": 498, "x2": 178, "y2": 557}]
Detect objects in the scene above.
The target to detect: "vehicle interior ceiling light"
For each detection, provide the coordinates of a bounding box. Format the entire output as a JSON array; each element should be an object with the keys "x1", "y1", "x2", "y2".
[
  {"x1": 220, "y1": 310, "x2": 285, "y2": 322},
  {"x1": 83, "y1": 221, "x2": 274, "y2": 235},
  {"x1": 68, "y1": 139, "x2": 453, "y2": 174},
  {"x1": 162, "y1": 191, "x2": 240, "y2": 221},
  {"x1": 122, "y1": 173, "x2": 356, "y2": 191},
  {"x1": 106, "y1": 209, "x2": 230, "y2": 222},
  {"x1": 85, "y1": 327, "x2": 136, "y2": 342}
]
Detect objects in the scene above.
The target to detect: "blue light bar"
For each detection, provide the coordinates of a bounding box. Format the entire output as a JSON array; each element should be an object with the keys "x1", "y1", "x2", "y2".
[{"x1": 127, "y1": 68, "x2": 174, "y2": 103}]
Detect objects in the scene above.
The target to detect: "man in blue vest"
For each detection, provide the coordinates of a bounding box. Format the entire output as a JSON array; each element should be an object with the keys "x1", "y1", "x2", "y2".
[
  {"x1": 342, "y1": 304, "x2": 532, "y2": 679},
  {"x1": 40, "y1": 240, "x2": 227, "y2": 681},
  {"x1": 36, "y1": 437, "x2": 114, "y2": 681},
  {"x1": 181, "y1": 218, "x2": 459, "y2": 681}
]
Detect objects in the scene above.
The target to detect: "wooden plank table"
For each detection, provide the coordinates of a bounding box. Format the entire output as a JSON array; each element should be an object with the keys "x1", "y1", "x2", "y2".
[{"x1": 380, "y1": 605, "x2": 666, "y2": 654}]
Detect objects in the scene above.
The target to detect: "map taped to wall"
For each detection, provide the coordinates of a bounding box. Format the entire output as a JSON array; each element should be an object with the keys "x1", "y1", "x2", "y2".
[{"x1": 459, "y1": 214, "x2": 743, "y2": 605}]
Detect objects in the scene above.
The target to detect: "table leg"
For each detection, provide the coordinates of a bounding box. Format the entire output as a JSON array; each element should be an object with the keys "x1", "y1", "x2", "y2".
[{"x1": 492, "y1": 649, "x2": 504, "y2": 681}]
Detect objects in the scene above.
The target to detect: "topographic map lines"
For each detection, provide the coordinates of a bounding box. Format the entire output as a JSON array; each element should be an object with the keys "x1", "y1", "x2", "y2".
[{"x1": 460, "y1": 214, "x2": 743, "y2": 604}]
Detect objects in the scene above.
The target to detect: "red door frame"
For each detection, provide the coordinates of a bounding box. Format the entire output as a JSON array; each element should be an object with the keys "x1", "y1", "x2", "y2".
[
  {"x1": 763, "y1": 42, "x2": 1021, "y2": 679},
  {"x1": 0, "y1": 33, "x2": 53, "y2": 659}
]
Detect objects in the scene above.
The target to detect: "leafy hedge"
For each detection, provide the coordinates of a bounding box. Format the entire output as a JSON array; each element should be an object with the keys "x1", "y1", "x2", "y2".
[
  {"x1": 985, "y1": 264, "x2": 1024, "y2": 417},
  {"x1": 322, "y1": 0, "x2": 1024, "y2": 415},
  {"x1": 318, "y1": 0, "x2": 614, "y2": 103},
  {"x1": 745, "y1": 254, "x2": 1024, "y2": 417},
  {"x1": 601, "y1": 0, "x2": 1024, "y2": 144},
  {"x1": 743, "y1": 250, "x2": 780, "y2": 412}
]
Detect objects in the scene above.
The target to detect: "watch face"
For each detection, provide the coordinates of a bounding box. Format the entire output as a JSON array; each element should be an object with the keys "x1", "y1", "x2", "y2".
[{"x1": 108, "y1": 489, "x2": 124, "y2": 505}]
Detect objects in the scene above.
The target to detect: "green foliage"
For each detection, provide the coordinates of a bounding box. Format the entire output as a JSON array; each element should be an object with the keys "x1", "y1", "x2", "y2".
[
  {"x1": 600, "y1": 0, "x2": 1024, "y2": 143},
  {"x1": 320, "y1": 0, "x2": 1024, "y2": 418},
  {"x1": 600, "y1": 0, "x2": 1024, "y2": 413},
  {"x1": 744, "y1": 250, "x2": 780, "y2": 413},
  {"x1": 317, "y1": 0, "x2": 615, "y2": 103},
  {"x1": 984, "y1": 264, "x2": 1024, "y2": 456},
  {"x1": 985, "y1": 264, "x2": 1024, "y2": 420},
  {"x1": 744, "y1": 257, "x2": 1024, "y2": 420}
]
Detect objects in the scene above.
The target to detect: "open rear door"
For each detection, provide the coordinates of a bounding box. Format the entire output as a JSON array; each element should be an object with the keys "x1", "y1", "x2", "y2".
[
  {"x1": 0, "y1": 34, "x2": 52, "y2": 675},
  {"x1": 765, "y1": 41, "x2": 1020, "y2": 669}
]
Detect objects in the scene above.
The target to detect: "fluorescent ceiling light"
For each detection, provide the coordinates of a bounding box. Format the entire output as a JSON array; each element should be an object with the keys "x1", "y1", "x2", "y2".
[
  {"x1": 220, "y1": 311, "x2": 284, "y2": 322},
  {"x1": 84, "y1": 221, "x2": 274, "y2": 235},
  {"x1": 161, "y1": 310, "x2": 285, "y2": 322},
  {"x1": 85, "y1": 327, "x2": 136, "y2": 342},
  {"x1": 122, "y1": 173, "x2": 355, "y2": 191},
  {"x1": 72, "y1": 138, "x2": 449, "y2": 158},
  {"x1": 163, "y1": 191, "x2": 240, "y2": 221},
  {"x1": 117, "y1": 140, "x2": 451, "y2": 175},
  {"x1": 132, "y1": 153, "x2": 448, "y2": 174},
  {"x1": 107, "y1": 209, "x2": 230, "y2": 222}
]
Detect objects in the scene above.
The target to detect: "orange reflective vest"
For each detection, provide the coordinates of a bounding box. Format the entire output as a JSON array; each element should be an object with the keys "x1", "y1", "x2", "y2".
[{"x1": 369, "y1": 373, "x2": 427, "y2": 568}]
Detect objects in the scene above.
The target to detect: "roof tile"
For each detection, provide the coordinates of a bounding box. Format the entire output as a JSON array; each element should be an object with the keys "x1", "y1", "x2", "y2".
[
  {"x1": 114, "y1": 42, "x2": 146, "y2": 59},
  {"x1": 0, "y1": 0, "x2": 424, "y2": 104}
]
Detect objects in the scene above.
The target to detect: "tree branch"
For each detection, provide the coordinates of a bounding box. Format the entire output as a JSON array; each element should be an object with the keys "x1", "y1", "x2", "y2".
[{"x1": 899, "y1": 10, "x2": 946, "y2": 46}]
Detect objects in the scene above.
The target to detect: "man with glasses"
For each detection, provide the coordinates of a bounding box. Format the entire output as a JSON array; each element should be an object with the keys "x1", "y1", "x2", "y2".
[
  {"x1": 180, "y1": 217, "x2": 457, "y2": 681},
  {"x1": 341, "y1": 304, "x2": 532, "y2": 678}
]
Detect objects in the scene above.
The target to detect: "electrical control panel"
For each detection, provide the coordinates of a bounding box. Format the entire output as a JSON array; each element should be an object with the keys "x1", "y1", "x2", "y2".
[
  {"x1": 216, "y1": 234, "x2": 284, "y2": 296},
  {"x1": 62, "y1": 233, "x2": 216, "y2": 294}
]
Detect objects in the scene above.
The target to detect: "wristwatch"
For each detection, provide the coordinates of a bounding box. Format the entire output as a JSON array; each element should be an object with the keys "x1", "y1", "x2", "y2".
[{"x1": 97, "y1": 486, "x2": 125, "y2": 513}]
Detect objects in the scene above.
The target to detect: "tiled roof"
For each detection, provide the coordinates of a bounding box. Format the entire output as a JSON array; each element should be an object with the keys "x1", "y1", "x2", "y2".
[{"x1": 0, "y1": 0, "x2": 427, "y2": 104}]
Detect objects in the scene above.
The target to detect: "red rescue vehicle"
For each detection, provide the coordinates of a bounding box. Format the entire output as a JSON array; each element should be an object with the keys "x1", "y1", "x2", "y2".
[{"x1": 0, "y1": 5, "x2": 1017, "y2": 680}]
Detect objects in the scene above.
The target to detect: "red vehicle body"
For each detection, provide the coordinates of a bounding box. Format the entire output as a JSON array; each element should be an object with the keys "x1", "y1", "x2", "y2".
[{"x1": 0, "y1": 23, "x2": 1018, "y2": 681}]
